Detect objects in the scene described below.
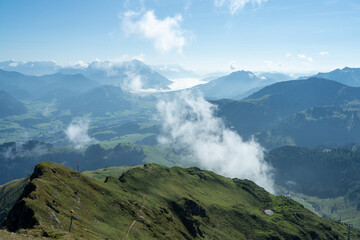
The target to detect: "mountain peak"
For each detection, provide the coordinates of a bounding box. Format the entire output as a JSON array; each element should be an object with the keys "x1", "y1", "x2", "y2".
[{"x1": 229, "y1": 70, "x2": 253, "y2": 76}]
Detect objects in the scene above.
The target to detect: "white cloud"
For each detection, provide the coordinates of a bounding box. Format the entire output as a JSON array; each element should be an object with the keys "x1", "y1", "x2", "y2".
[
  {"x1": 260, "y1": 76, "x2": 267, "y2": 80},
  {"x1": 73, "y1": 61, "x2": 88, "y2": 69},
  {"x1": 122, "y1": 10, "x2": 187, "y2": 53},
  {"x1": 286, "y1": 52, "x2": 292, "y2": 57},
  {"x1": 297, "y1": 54, "x2": 306, "y2": 59},
  {"x1": 319, "y1": 51, "x2": 330, "y2": 56},
  {"x1": 157, "y1": 91, "x2": 274, "y2": 192},
  {"x1": 298, "y1": 54, "x2": 313, "y2": 62},
  {"x1": 215, "y1": 0, "x2": 268, "y2": 15},
  {"x1": 123, "y1": 71, "x2": 144, "y2": 92},
  {"x1": 229, "y1": 61, "x2": 240, "y2": 71},
  {"x1": 9, "y1": 62, "x2": 18, "y2": 67},
  {"x1": 168, "y1": 78, "x2": 206, "y2": 91},
  {"x1": 134, "y1": 54, "x2": 145, "y2": 62},
  {"x1": 65, "y1": 119, "x2": 96, "y2": 149}
]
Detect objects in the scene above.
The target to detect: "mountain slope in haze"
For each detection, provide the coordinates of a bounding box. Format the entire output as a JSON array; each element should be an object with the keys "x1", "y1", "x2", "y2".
[
  {"x1": 60, "y1": 60, "x2": 172, "y2": 90},
  {"x1": 230, "y1": 72, "x2": 292, "y2": 100},
  {"x1": 265, "y1": 145, "x2": 360, "y2": 229},
  {"x1": 245, "y1": 77, "x2": 360, "y2": 112},
  {"x1": 0, "y1": 90, "x2": 27, "y2": 117},
  {"x1": 243, "y1": 77, "x2": 360, "y2": 124},
  {"x1": 266, "y1": 146, "x2": 360, "y2": 198},
  {"x1": 0, "y1": 70, "x2": 36, "y2": 99},
  {"x1": 259, "y1": 106, "x2": 360, "y2": 148},
  {"x1": 2, "y1": 162, "x2": 356, "y2": 239},
  {"x1": 195, "y1": 70, "x2": 274, "y2": 99},
  {"x1": 313, "y1": 67, "x2": 360, "y2": 87},
  {"x1": 215, "y1": 78, "x2": 360, "y2": 139},
  {"x1": 58, "y1": 85, "x2": 157, "y2": 117},
  {"x1": 0, "y1": 69, "x2": 99, "y2": 100}
]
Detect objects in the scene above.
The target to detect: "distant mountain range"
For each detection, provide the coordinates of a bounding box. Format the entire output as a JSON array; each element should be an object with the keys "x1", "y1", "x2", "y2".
[
  {"x1": 0, "y1": 60, "x2": 174, "y2": 105},
  {"x1": 298, "y1": 67, "x2": 360, "y2": 87},
  {"x1": 4, "y1": 60, "x2": 359, "y2": 96},
  {"x1": 0, "y1": 60, "x2": 60, "y2": 76},
  {"x1": 313, "y1": 67, "x2": 360, "y2": 87},
  {"x1": 0, "y1": 60, "x2": 174, "y2": 91},
  {"x1": 59, "y1": 60, "x2": 172, "y2": 90},
  {"x1": 196, "y1": 67, "x2": 360, "y2": 100}
]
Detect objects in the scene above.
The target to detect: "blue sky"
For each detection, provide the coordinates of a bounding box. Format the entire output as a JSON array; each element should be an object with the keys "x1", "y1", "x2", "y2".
[{"x1": 0, "y1": 0, "x2": 359, "y2": 74}]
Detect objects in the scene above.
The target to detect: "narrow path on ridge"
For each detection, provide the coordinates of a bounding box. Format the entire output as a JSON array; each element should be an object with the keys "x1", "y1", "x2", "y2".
[{"x1": 125, "y1": 194, "x2": 147, "y2": 240}]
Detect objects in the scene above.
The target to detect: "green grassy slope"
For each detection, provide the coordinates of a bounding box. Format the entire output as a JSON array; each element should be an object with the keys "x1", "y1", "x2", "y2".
[
  {"x1": 82, "y1": 165, "x2": 142, "y2": 182},
  {"x1": 0, "y1": 177, "x2": 29, "y2": 224},
  {"x1": 287, "y1": 191, "x2": 360, "y2": 231},
  {"x1": 2, "y1": 162, "x2": 358, "y2": 239}
]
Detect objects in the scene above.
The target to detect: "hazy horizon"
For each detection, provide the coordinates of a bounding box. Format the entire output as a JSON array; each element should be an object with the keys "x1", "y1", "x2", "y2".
[{"x1": 1, "y1": 0, "x2": 359, "y2": 74}]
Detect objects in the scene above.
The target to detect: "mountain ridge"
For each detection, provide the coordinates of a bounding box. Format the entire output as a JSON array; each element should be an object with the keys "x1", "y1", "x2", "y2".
[
  {"x1": 60, "y1": 60, "x2": 172, "y2": 90},
  {"x1": 215, "y1": 77, "x2": 360, "y2": 147},
  {"x1": 195, "y1": 70, "x2": 273, "y2": 99},
  {"x1": 312, "y1": 67, "x2": 360, "y2": 87},
  {"x1": 2, "y1": 161, "x2": 356, "y2": 239}
]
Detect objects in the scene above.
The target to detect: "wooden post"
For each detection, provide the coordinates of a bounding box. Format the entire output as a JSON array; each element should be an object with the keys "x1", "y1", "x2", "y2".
[
  {"x1": 69, "y1": 216, "x2": 74, "y2": 232},
  {"x1": 69, "y1": 210, "x2": 75, "y2": 233}
]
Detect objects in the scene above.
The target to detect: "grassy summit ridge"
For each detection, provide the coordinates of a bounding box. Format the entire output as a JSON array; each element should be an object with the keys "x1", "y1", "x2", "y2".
[{"x1": 2, "y1": 162, "x2": 358, "y2": 239}]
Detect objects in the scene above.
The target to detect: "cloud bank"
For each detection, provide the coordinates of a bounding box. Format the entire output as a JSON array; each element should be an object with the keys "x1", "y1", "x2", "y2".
[
  {"x1": 157, "y1": 91, "x2": 274, "y2": 192},
  {"x1": 319, "y1": 51, "x2": 330, "y2": 56},
  {"x1": 215, "y1": 0, "x2": 268, "y2": 15},
  {"x1": 65, "y1": 119, "x2": 95, "y2": 149},
  {"x1": 122, "y1": 10, "x2": 186, "y2": 53},
  {"x1": 298, "y1": 54, "x2": 313, "y2": 63}
]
